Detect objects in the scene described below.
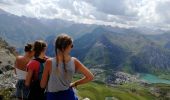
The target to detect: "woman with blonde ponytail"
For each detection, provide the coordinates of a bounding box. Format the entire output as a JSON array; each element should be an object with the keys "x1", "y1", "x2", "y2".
[{"x1": 41, "y1": 34, "x2": 94, "y2": 100}]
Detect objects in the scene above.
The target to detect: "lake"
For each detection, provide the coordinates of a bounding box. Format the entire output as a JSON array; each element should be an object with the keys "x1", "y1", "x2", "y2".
[{"x1": 140, "y1": 73, "x2": 170, "y2": 84}]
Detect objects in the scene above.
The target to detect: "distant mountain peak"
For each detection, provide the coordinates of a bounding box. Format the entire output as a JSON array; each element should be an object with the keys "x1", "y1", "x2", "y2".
[
  {"x1": 0, "y1": 8, "x2": 10, "y2": 15},
  {"x1": 92, "y1": 26, "x2": 111, "y2": 35}
]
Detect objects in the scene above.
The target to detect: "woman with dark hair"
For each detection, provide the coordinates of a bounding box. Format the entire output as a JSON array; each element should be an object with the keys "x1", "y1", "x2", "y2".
[
  {"x1": 25, "y1": 40, "x2": 48, "y2": 100},
  {"x1": 40, "y1": 34, "x2": 94, "y2": 100},
  {"x1": 15, "y1": 43, "x2": 34, "y2": 100}
]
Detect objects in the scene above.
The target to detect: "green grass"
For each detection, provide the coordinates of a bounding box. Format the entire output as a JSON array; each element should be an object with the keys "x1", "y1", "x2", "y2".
[
  {"x1": 77, "y1": 82, "x2": 156, "y2": 100},
  {"x1": 158, "y1": 73, "x2": 170, "y2": 80}
]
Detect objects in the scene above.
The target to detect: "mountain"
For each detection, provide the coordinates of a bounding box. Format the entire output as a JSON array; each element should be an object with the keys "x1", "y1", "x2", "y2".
[
  {"x1": 40, "y1": 18, "x2": 98, "y2": 39},
  {"x1": 0, "y1": 9, "x2": 10, "y2": 15},
  {"x1": 131, "y1": 44, "x2": 170, "y2": 73},
  {"x1": 46, "y1": 26, "x2": 170, "y2": 75},
  {"x1": 165, "y1": 41, "x2": 170, "y2": 49},
  {"x1": 0, "y1": 9, "x2": 51, "y2": 48},
  {"x1": 1, "y1": 8, "x2": 170, "y2": 75},
  {"x1": 0, "y1": 8, "x2": 97, "y2": 50},
  {"x1": 72, "y1": 27, "x2": 130, "y2": 70}
]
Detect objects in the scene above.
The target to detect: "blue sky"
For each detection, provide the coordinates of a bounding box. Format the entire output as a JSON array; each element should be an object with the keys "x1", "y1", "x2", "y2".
[{"x1": 0, "y1": 0, "x2": 170, "y2": 30}]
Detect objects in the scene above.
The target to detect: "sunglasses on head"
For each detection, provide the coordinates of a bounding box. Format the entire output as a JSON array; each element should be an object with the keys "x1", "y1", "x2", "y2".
[{"x1": 71, "y1": 44, "x2": 73, "y2": 48}]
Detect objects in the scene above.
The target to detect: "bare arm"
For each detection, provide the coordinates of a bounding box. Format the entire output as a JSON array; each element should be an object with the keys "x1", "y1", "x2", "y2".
[
  {"x1": 40, "y1": 59, "x2": 51, "y2": 89},
  {"x1": 25, "y1": 69, "x2": 33, "y2": 87},
  {"x1": 71, "y1": 58, "x2": 94, "y2": 87},
  {"x1": 14, "y1": 57, "x2": 18, "y2": 75}
]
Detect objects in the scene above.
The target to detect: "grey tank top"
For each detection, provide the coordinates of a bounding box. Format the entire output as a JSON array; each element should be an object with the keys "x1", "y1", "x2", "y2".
[{"x1": 47, "y1": 57, "x2": 75, "y2": 92}]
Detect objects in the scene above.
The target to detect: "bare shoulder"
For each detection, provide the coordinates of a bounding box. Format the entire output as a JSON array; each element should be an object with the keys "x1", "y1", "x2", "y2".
[
  {"x1": 72, "y1": 57, "x2": 80, "y2": 63},
  {"x1": 72, "y1": 57, "x2": 84, "y2": 68},
  {"x1": 15, "y1": 56, "x2": 24, "y2": 63},
  {"x1": 45, "y1": 58, "x2": 53, "y2": 72},
  {"x1": 45, "y1": 58, "x2": 53, "y2": 67},
  {"x1": 46, "y1": 58, "x2": 52, "y2": 63},
  {"x1": 16, "y1": 55, "x2": 23, "y2": 60},
  {"x1": 72, "y1": 57, "x2": 77, "y2": 60}
]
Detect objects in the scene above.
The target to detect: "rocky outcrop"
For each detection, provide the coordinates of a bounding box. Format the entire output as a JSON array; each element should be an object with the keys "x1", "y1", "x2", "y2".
[
  {"x1": 0, "y1": 71, "x2": 16, "y2": 89},
  {"x1": 0, "y1": 37, "x2": 15, "y2": 74},
  {"x1": 0, "y1": 38, "x2": 16, "y2": 99},
  {"x1": 0, "y1": 70, "x2": 17, "y2": 100}
]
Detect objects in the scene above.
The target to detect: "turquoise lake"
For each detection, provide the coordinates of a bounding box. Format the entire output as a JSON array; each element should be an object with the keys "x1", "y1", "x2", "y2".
[{"x1": 140, "y1": 74, "x2": 170, "y2": 84}]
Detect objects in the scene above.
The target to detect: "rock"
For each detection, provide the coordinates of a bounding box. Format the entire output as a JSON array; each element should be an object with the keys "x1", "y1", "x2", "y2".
[
  {"x1": 0, "y1": 37, "x2": 16, "y2": 74},
  {"x1": 0, "y1": 71, "x2": 17, "y2": 89},
  {"x1": 83, "y1": 98, "x2": 90, "y2": 100}
]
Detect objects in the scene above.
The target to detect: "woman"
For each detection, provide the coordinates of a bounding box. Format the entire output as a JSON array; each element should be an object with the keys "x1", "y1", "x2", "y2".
[
  {"x1": 25, "y1": 40, "x2": 48, "y2": 100},
  {"x1": 15, "y1": 43, "x2": 34, "y2": 100},
  {"x1": 41, "y1": 34, "x2": 94, "y2": 100}
]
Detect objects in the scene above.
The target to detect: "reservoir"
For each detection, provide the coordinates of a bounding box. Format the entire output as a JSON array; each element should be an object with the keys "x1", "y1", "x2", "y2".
[{"x1": 140, "y1": 74, "x2": 170, "y2": 84}]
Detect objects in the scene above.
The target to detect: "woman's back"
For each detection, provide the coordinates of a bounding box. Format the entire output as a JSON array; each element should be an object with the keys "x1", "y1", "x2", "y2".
[
  {"x1": 47, "y1": 57, "x2": 76, "y2": 92},
  {"x1": 16, "y1": 56, "x2": 30, "y2": 70},
  {"x1": 15, "y1": 56, "x2": 30, "y2": 79},
  {"x1": 40, "y1": 34, "x2": 93, "y2": 100}
]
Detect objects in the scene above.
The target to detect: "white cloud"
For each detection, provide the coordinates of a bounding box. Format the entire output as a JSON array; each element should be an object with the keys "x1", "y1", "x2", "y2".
[
  {"x1": 84, "y1": 0, "x2": 138, "y2": 16},
  {"x1": 0, "y1": 0, "x2": 170, "y2": 31},
  {"x1": 135, "y1": 0, "x2": 170, "y2": 30},
  {"x1": 155, "y1": 0, "x2": 170, "y2": 24}
]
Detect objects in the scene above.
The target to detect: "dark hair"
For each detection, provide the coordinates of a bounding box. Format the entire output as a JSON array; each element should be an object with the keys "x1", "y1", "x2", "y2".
[
  {"x1": 55, "y1": 34, "x2": 73, "y2": 73},
  {"x1": 33, "y1": 40, "x2": 47, "y2": 58},
  {"x1": 24, "y1": 43, "x2": 33, "y2": 52}
]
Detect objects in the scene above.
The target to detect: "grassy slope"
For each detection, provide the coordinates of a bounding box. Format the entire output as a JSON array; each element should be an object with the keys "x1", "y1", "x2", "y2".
[{"x1": 77, "y1": 82, "x2": 156, "y2": 100}]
